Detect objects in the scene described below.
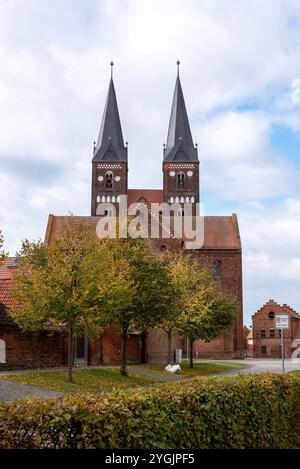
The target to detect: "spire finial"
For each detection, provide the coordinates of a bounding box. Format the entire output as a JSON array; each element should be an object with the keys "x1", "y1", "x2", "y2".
[
  {"x1": 176, "y1": 60, "x2": 180, "y2": 76},
  {"x1": 110, "y1": 60, "x2": 114, "y2": 79}
]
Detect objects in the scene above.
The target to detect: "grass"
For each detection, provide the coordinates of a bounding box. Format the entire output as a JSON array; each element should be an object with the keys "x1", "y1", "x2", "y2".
[
  {"x1": 132, "y1": 360, "x2": 248, "y2": 376},
  {"x1": 0, "y1": 368, "x2": 157, "y2": 394},
  {"x1": 0, "y1": 360, "x2": 248, "y2": 395}
]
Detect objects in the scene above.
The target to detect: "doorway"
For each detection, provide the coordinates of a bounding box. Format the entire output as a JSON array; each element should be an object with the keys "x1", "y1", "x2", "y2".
[{"x1": 74, "y1": 336, "x2": 88, "y2": 365}]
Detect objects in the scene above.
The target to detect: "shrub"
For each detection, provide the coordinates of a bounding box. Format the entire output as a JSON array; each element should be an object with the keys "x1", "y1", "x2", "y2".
[{"x1": 0, "y1": 374, "x2": 300, "y2": 449}]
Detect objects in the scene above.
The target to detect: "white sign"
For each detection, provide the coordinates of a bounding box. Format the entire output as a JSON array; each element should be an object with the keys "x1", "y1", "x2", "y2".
[{"x1": 275, "y1": 314, "x2": 289, "y2": 329}]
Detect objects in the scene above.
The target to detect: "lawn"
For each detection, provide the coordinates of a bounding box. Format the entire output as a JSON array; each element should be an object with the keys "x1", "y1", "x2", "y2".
[
  {"x1": 132, "y1": 360, "x2": 248, "y2": 376},
  {"x1": 0, "y1": 368, "x2": 157, "y2": 394},
  {"x1": 0, "y1": 361, "x2": 248, "y2": 395}
]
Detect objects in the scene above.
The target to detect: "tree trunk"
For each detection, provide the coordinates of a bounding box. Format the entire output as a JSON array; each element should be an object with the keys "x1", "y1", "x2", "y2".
[
  {"x1": 167, "y1": 330, "x2": 172, "y2": 364},
  {"x1": 67, "y1": 326, "x2": 74, "y2": 383},
  {"x1": 120, "y1": 324, "x2": 128, "y2": 376},
  {"x1": 189, "y1": 339, "x2": 194, "y2": 368}
]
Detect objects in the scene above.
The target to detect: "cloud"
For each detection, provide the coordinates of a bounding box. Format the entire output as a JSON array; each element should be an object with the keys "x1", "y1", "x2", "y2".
[
  {"x1": 1, "y1": 0, "x2": 300, "y2": 322},
  {"x1": 240, "y1": 198, "x2": 300, "y2": 323}
]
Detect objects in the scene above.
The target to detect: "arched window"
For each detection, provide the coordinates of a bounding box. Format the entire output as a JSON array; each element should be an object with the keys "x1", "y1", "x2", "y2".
[
  {"x1": 177, "y1": 172, "x2": 185, "y2": 190},
  {"x1": 105, "y1": 171, "x2": 113, "y2": 189},
  {"x1": 177, "y1": 208, "x2": 184, "y2": 216},
  {"x1": 215, "y1": 260, "x2": 222, "y2": 279}
]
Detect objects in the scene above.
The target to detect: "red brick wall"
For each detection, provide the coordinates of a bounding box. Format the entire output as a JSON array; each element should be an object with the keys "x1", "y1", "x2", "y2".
[
  {"x1": 91, "y1": 162, "x2": 128, "y2": 216},
  {"x1": 163, "y1": 162, "x2": 199, "y2": 215},
  {"x1": 144, "y1": 249, "x2": 243, "y2": 361},
  {"x1": 0, "y1": 326, "x2": 66, "y2": 370},
  {"x1": 192, "y1": 249, "x2": 244, "y2": 358},
  {"x1": 89, "y1": 327, "x2": 142, "y2": 366},
  {"x1": 146, "y1": 329, "x2": 184, "y2": 364}
]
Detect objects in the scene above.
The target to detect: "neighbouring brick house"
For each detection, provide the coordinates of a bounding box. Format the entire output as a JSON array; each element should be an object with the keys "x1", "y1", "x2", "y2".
[
  {"x1": 251, "y1": 300, "x2": 300, "y2": 358},
  {"x1": 247, "y1": 330, "x2": 253, "y2": 357},
  {"x1": 0, "y1": 258, "x2": 67, "y2": 370},
  {"x1": 0, "y1": 66, "x2": 244, "y2": 368}
]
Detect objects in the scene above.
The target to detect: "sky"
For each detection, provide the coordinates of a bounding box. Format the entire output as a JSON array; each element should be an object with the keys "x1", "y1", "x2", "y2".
[{"x1": 1, "y1": 0, "x2": 300, "y2": 325}]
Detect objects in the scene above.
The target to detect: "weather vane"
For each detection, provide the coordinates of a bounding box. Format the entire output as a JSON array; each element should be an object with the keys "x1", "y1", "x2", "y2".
[{"x1": 176, "y1": 60, "x2": 180, "y2": 76}]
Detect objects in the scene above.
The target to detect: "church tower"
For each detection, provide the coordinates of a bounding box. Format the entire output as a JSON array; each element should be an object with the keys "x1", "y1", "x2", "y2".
[
  {"x1": 163, "y1": 62, "x2": 199, "y2": 215},
  {"x1": 91, "y1": 63, "x2": 128, "y2": 216}
]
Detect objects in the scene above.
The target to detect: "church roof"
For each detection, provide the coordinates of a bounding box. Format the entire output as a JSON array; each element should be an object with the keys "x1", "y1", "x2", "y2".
[
  {"x1": 127, "y1": 189, "x2": 163, "y2": 206},
  {"x1": 45, "y1": 213, "x2": 241, "y2": 251},
  {"x1": 164, "y1": 74, "x2": 198, "y2": 163},
  {"x1": 93, "y1": 78, "x2": 127, "y2": 162}
]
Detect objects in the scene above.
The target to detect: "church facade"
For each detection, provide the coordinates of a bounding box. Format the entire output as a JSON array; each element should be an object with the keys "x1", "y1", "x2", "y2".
[
  {"x1": 45, "y1": 66, "x2": 244, "y2": 364},
  {"x1": 0, "y1": 67, "x2": 244, "y2": 369}
]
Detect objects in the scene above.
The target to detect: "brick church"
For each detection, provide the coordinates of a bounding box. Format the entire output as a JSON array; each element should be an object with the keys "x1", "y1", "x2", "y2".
[{"x1": 0, "y1": 65, "x2": 244, "y2": 369}]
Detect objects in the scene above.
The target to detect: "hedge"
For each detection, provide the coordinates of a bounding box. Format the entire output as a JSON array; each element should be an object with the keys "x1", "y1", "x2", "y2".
[{"x1": 1, "y1": 373, "x2": 300, "y2": 449}]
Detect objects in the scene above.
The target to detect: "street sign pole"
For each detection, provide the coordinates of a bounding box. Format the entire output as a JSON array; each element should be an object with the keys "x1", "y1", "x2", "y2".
[
  {"x1": 275, "y1": 314, "x2": 288, "y2": 373},
  {"x1": 281, "y1": 328, "x2": 285, "y2": 373}
]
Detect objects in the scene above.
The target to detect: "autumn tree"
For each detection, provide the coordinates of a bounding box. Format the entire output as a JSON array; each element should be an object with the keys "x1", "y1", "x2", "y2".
[
  {"x1": 10, "y1": 218, "x2": 107, "y2": 383},
  {"x1": 0, "y1": 230, "x2": 8, "y2": 263},
  {"x1": 174, "y1": 255, "x2": 236, "y2": 368},
  {"x1": 158, "y1": 253, "x2": 184, "y2": 364},
  {"x1": 98, "y1": 236, "x2": 177, "y2": 376}
]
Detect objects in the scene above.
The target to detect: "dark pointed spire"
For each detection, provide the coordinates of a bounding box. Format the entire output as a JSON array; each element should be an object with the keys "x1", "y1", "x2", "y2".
[
  {"x1": 164, "y1": 63, "x2": 198, "y2": 162},
  {"x1": 93, "y1": 64, "x2": 127, "y2": 162}
]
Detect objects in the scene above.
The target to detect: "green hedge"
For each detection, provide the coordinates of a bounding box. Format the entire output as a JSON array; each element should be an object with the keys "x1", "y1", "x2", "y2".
[{"x1": 1, "y1": 374, "x2": 300, "y2": 449}]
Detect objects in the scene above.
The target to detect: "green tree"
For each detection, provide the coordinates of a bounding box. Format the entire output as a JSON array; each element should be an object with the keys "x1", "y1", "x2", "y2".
[
  {"x1": 10, "y1": 218, "x2": 107, "y2": 383},
  {"x1": 174, "y1": 255, "x2": 236, "y2": 368},
  {"x1": 158, "y1": 253, "x2": 184, "y2": 364},
  {"x1": 98, "y1": 236, "x2": 177, "y2": 375}
]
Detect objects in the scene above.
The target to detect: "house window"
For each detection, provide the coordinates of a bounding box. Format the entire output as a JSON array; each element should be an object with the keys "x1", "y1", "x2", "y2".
[
  {"x1": 261, "y1": 329, "x2": 266, "y2": 338},
  {"x1": 215, "y1": 260, "x2": 222, "y2": 279},
  {"x1": 261, "y1": 346, "x2": 267, "y2": 355},
  {"x1": 177, "y1": 172, "x2": 185, "y2": 190},
  {"x1": 105, "y1": 171, "x2": 113, "y2": 189},
  {"x1": 270, "y1": 328, "x2": 275, "y2": 338}
]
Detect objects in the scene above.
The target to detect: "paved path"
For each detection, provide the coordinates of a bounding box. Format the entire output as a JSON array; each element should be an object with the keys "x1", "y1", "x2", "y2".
[
  {"x1": 218, "y1": 358, "x2": 300, "y2": 375},
  {"x1": 1, "y1": 359, "x2": 300, "y2": 402},
  {"x1": 0, "y1": 380, "x2": 63, "y2": 403}
]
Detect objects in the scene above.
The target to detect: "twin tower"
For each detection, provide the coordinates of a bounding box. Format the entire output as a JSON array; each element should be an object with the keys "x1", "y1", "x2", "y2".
[{"x1": 91, "y1": 64, "x2": 200, "y2": 216}]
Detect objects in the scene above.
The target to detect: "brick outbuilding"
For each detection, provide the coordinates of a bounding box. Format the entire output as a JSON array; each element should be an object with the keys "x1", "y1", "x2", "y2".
[{"x1": 251, "y1": 300, "x2": 300, "y2": 358}]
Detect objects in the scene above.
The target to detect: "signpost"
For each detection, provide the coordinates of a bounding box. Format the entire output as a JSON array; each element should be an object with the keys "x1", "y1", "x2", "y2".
[{"x1": 275, "y1": 314, "x2": 289, "y2": 373}]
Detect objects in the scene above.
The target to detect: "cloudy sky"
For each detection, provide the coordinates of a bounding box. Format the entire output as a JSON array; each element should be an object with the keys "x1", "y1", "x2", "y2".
[{"x1": 1, "y1": 0, "x2": 300, "y2": 324}]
